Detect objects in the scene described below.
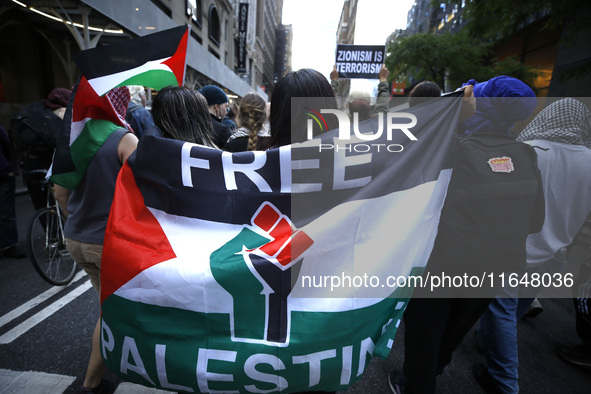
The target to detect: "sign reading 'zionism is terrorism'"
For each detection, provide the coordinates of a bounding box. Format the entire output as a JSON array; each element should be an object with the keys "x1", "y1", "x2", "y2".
[
  {"x1": 335, "y1": 44, "x2": 385, "y2": 79},
  {"x1": 99, "y1": 97, "x2": 464, "y2": 392}
]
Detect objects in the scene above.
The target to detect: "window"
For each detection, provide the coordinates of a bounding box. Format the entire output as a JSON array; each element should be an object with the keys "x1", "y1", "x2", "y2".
[
  {"x1": 208, "y1": 5, "x2": 220, "y2": 46},
  {"x1": 187, "y1": 0, "x2": 202, "y2": 26}
]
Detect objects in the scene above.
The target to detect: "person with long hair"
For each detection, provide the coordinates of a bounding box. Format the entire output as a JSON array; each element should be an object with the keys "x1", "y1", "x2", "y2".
[
  {"x1": 264, "y1": 68, "x2": 338, "y2": 394},
  {"x1": 264, "y1": 68, "x2": 338, "y2": 150},
  {"x1": 224, "y1": 92, "x2": 269, "y2": 152},
  {"x1": 151, "y1": 86, "x2": 217, "y2": 147}
]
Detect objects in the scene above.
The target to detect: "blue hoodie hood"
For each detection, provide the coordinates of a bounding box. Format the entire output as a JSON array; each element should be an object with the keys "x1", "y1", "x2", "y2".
[{"x1": 462, "y1": 75, "x2": 536, "y2": 135}]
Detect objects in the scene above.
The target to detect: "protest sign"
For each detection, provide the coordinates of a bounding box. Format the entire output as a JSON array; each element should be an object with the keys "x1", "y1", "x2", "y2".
[{"x1": 335, "y1": 44, "x2": 385, "y2": 79}]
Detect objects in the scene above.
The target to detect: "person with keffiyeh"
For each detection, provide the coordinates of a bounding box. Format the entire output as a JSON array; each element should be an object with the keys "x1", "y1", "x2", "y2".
[
  {"x1": 53, "y1": 86, "x2": 138, "y2": 394},
  {"x1": 474, "y1": 98, "x2": 591, "y2": 393},
  {"x1": 223, "y1": 92, "x2": 270, "y2": 152}
]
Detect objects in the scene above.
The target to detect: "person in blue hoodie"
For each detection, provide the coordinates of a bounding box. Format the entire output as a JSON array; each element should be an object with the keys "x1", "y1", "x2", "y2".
[
  {"x1": 388, "y1": 75, "x2": 538, "y2": 394},
  {"x1": 461, "y1": 75, "x2": 537, "y2": 136}
]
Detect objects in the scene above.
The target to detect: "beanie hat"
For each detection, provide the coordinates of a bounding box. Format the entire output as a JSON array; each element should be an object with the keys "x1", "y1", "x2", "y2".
[
  {"x1": 198, "y1": 85, "x2": 228, "y2": 105},
  {"x1": 42, "y1": 88, "x2": 72, "y2": 110}
]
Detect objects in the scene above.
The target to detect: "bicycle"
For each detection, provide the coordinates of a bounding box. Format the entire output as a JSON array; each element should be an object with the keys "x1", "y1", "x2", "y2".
[{"x1": 26, "y1": 179, "x2": 77, "y2": 285}]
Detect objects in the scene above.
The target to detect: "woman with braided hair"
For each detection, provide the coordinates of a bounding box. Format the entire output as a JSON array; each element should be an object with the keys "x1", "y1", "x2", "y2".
[{"x1": 223, "y1": 92, "x2": 269, "y2": 152}]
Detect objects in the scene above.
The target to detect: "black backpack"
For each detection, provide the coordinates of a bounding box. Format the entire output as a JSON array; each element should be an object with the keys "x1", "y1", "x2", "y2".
[
  {"x1": 428, "y1": 132, "x2": 545, "y2": 283},
  {"x1": 10, "y1": 101, "x2": 61, "y2": 162}
]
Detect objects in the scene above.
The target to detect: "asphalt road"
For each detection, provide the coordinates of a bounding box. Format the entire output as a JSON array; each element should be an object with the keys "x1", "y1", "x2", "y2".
[
  {"x1": 341, "y1": 298, "x2": 591, "y2": 393},
  {"x1": 2, "y1": 190, "x2": 591, "y2": 393}
]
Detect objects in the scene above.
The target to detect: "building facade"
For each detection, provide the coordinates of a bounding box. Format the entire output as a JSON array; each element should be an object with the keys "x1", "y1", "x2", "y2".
[
  {"x1": 406, "y1": 0, "x2": 466, "y2": 36},
  {"x1": 334, "y1": 0, "x2": 357, "y2": 104},
  {"x1": 401, "y1": 0, "x2": 591, "y2": 96},
  {"x1": 230, "y1": 0, "x2": 284, "y2": 94},
  {"x1": 0, "y1": 0, "x2": 289, "y2": 127},
  {"x1": 274, "y1": 23, "x2": 292, "y2": 83}
]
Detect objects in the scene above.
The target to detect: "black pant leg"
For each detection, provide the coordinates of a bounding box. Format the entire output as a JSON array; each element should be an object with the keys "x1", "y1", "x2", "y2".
[
  {"x1": 403, "y1": 297, "x2": 454, "y2": 394},
  {"x1": 435, "y1": 298, "x2": 492, "y2": 373}
]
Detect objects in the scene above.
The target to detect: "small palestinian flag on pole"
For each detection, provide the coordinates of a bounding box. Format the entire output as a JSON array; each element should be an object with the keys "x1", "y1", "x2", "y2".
[
  {"x1": 49, "y1": 25, "x2": 190, "y2": 189},
  {"x1": 73, "y1": 25, "x2": 190, "y2": 96}
]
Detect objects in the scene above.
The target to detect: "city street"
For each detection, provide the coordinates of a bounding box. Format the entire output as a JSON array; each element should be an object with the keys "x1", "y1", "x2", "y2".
[
  {"x1": 1, "y1": 191, "x2": 591, "y2": 393},
  {"x1": 2, "y1": 0, "x2": 591, "y2": 393}
]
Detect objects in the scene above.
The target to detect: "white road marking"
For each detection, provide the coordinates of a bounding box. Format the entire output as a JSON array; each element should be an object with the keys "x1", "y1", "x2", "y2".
[
  {"x1": 0, "y1": 280, "x2": 92, "y2": 344},
  {"x1": 0, "y1": 270, "x2": 87, "y2": 329},
  {"x1": 115, "y1": 382, "x2": 175, "y2": 393},
  {"x1": 0, "y1": 369, "x2": 175, "y2": 393},
  {"x1": 0, "y1": 369, "x2": 75, "y2": 393}
]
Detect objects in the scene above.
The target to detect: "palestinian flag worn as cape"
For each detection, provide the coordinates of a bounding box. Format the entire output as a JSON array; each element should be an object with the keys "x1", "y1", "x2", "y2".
[
  {"x1": 49, "y1": 26, "x2": 189, "y2": 189},
  {"x1": 100, "y1": 99, "x2": 463, "y2": 393},
  {"x1": 49, "y1": 77, "x2": 129, "y2": 189}
]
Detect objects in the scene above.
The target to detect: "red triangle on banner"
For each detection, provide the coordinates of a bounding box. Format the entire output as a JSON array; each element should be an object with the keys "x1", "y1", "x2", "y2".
[{"x1": 101, "y1": 163, "x2": 176, "y2": 305}]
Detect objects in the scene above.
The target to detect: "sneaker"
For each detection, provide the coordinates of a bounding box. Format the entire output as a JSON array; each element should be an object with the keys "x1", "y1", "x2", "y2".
[
  {"x1": 78, "y1": 379, "x2": 115, "y2": 394},
  {"x1": 522, "y1": 298, "x2": 543, "y2": 319},
  {"x1": 473, "y1": 364, "x2": 504, "y2": 394},
  {"x1": 556, "y1": 344, "x2": 591, "y2": 372},
  {"x1": 387, "y1": 370, "x2": 406, "y2": 394},
  {"x1": 1, "y1": 244, "x2": 27, "y2": 259}
]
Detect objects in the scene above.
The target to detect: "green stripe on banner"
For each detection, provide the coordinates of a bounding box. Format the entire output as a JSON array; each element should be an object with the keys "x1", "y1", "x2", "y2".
[
  {"x1": 51, "y1": 120, "x2": 122, "y2": 190},
  {"x1": 100, "y1": 288, "x2": 412, "y2": 393},
  {"x1": 115, "y1": 70, "x2": 179, "y2": 92}
]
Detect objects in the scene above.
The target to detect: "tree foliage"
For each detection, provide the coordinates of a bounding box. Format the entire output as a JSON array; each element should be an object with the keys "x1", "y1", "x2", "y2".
[
  {"x1": 385, "y1": 32, "x2": 539, "y2": 90},
  {"x1": 443, "y1": 0, "x2": 589, "y2": 40},
  {"x1": 437, "y1": 0, "x2": 591, "y2": 82}
]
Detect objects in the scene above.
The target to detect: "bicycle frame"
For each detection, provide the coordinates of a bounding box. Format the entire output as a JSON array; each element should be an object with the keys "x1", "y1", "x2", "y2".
[
  {"x1": 46, "y1": 184, "x2": 66, "y2": 246},
  {"x1": 27, "y1": 180, "x2": 77, "y2": 285}
]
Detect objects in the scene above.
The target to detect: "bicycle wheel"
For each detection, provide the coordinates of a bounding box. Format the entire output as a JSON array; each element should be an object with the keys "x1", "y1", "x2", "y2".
[{"x1": 27, "y1": 207, "x2": 77, "y2": 285}]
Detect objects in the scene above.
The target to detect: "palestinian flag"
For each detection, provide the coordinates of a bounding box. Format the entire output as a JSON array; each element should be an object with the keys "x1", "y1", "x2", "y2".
[
  {"x1": 73, "y1": 25, "x2": 189, "y2": 96},
  {"x1": 49, "y1": 77, "x2": 129, "y2": 189},
  {"x1": 49, "y1": 26, "x2": 189, "y2": 189},
  {"x1": 100, "y1": 98, "x2": 463, "y2": 392}
]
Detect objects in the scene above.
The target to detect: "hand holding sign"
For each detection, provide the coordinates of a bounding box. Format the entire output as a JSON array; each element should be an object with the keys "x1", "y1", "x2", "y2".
[{"x1": 379, "y1": 64, "x2": 389, "y2": 83}]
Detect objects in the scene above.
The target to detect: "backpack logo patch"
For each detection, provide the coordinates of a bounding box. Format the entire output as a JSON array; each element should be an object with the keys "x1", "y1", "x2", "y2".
[{"x1": 488, "y1": 156, "x2": 514, "y2": 173}]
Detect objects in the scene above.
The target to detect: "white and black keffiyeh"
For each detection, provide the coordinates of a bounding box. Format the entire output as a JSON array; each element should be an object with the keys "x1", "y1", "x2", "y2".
[
  {"x1": 517, "y1": 98, "x2": 591, "y2": 148},
  {"x1": 225, "y1": 122, "x2": 271, "y2": 144}
]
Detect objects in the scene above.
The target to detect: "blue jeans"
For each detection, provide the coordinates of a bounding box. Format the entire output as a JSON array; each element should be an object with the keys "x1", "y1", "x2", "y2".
[
  {"x1": 476, "y1": 252, "x2": 568, "y2": 393},
  {"x1": 476, "y1": 290, "x2": 532, "y2": 393},
  {"x1": 0, "y1": 175, "x2": 18, "y2": 249}
]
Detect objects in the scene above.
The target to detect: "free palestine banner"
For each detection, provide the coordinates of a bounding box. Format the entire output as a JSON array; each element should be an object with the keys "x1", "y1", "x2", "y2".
[
  {"x1": 49, "y1": 26, "x2": 189, "y2": 189},
  {"x1": 100, "y1": 98, "x2": 463, "y2": 392}
]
